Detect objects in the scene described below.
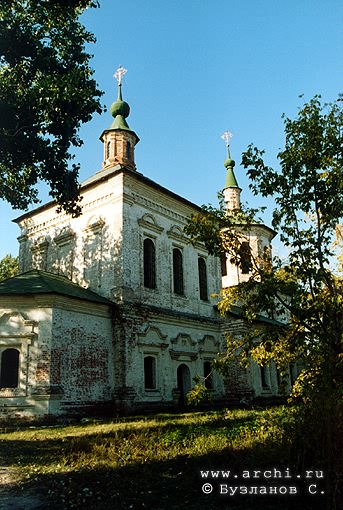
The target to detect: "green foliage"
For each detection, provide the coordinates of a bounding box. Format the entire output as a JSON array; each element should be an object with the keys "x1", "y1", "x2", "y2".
[
  {"x1": 186, "y1": 376, "x2": 213, "y2": 406},
  {"x1": 0, "y1": 0, "x2": 103, "y2": 216},
  {"x1": 0, "y1": 253, "x2": 18, "y2": 281},
  {"x1": 186, "y1": 95, "x2": 343, "y2": 507},
  {"x1": 187, "y1": 96, "x2": 343, "y2": 393}
]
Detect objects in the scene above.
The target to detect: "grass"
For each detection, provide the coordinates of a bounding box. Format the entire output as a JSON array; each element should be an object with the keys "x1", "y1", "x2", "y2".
[{"x1": 0, "y1": 405, "x2": 327, "y2": 510}]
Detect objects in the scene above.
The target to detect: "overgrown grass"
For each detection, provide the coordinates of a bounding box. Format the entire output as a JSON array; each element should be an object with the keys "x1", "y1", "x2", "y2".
[{"x1": 0, "y1": 406, "x2": 326, "y2": 509}]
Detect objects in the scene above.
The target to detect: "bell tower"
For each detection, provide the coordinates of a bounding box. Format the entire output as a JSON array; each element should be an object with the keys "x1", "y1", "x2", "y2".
[
  {"x1": 100, "y1": 66, "x2": 139, "y2": 171},
  {"x1": 220, "y1": 131, "x2": 276, "y2": 287}
]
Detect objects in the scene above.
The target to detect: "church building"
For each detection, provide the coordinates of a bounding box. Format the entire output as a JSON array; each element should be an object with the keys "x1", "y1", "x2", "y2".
[{"x1": 0, "y1": 69, "x2": 293, "y2": 420}]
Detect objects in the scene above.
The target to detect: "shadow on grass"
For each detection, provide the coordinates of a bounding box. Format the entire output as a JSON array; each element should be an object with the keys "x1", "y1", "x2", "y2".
[
  {"x1": 4, "y1": 449, "x2": 329, "y2": 510},
  {"x1": 0, "y1": 411, "x2": 333, "y2": 510}
]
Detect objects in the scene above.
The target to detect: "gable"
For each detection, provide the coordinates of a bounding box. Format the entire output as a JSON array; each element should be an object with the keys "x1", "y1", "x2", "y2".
[{"x1": 0, "y1": 311, "x2": 37, "y2": 339}]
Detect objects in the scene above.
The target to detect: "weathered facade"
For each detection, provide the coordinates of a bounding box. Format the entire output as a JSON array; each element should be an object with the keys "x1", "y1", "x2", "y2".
[{"x1": 0, "y1": 73, "x2": 294, "y2": 419}]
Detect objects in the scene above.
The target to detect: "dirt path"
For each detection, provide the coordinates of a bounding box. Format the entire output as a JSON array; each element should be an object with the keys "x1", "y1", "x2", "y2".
[{"x1": 0, "y1": 465, "x2": 46, "y2": 510}]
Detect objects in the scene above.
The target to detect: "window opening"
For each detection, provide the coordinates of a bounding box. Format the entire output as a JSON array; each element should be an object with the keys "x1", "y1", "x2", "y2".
[
  {"x1": 173, "y1": 248, "x2": 184, "y2": 295},
  {"x1": 198, "y1": 257, "x2": 208, "y2": 300},
  {"x1": 0, "y1": 349, "x2": 19, "y2": 388},
  {"x1": 260, "y1": 365, "x2": 268, "y2": 388},
  {"x1": 144, "y1": 238, "x2": 156, "y2": 288},
  {"x1": 144, "y1": 356, "x2": 156, "y2": 389},
  {"x1": 239, "y1": 242, "x2": 252, "y2": 274},
  {"x1": 126, "y1": 141, "x2": 131, "y2": 159},
  {"x1": 221, "y1": 252, "x2": 227, "y2": 276}
]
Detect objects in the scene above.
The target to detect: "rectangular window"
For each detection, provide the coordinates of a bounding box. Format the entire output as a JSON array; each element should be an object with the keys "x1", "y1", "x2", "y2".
[
  {"x1": 239, "y1": 242, "x2": 252, "y2": 274},
  {"x1": 221, "y1": 252, "x2": 227, "y2": 276},
  {"x1": 144, "y1": 356, "x2": 156, "y2": 389}
]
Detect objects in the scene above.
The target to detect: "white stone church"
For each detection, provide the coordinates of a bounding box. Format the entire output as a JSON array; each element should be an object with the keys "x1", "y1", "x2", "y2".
[{"x1": 0, "y1": 71, "x2": 297, "y2": 419}]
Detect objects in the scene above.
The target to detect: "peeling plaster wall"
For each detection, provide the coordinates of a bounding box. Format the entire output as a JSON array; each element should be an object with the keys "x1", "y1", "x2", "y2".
[
  {"x1": 0, "y1": 296, "x2": 113, "y2": 419},
  {"x1": 50, "y1": 305, "x2": 114, "y2": 404},
  {"x1": 16, "y1": 169, "x2": 126, "y2": 301}
]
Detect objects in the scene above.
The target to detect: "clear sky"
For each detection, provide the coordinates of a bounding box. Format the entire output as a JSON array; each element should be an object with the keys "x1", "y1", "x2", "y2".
[{"x1": 0, "y1": 0, "x2": 342, "y2": 260}]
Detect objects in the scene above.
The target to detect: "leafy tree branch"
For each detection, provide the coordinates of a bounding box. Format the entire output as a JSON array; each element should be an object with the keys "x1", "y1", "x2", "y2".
[{"x1": 0, "y1": 0, "x2": 103, "y2": 216}]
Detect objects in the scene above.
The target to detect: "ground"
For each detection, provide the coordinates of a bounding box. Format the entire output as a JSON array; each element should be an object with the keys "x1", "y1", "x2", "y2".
[{"x1": 0, "y1": 461, "x2": 45, "y2": 510}]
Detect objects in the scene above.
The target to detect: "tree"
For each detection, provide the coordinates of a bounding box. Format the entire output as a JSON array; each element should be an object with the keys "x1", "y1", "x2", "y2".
[
  {"x1": 0, "y1": 254, "x2": 18, "y2": 281},
  {"x1": 0, "y1": 0, "x2": 103, "y2": 217},
  {"x1": 185, "y1": 95, "x2": 343, "y2": 508}
]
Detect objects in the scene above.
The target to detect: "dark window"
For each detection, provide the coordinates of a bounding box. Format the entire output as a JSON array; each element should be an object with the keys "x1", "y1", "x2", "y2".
[
  {"x1": 260, "y1": 365, "x2": 268, "y2": 388},
  {"x1": 198, "y1": 257, "x2": 208, "y2": 300},
  {"x1": 144, "y1": 356, "x2": 156, "y2": 389},
  {"x1": 204, "y1": 361, "x2": 213, "y2": 389},
  {"x1": 239, "y1": 242, "x2": 252, "y2": 274},
  {"x1": 126, "y1": 141, "x2": 131, "y2": 159},
  {"x1": 173, "y1": 248, "x2": 184, "y2": 295},
  {"x1": 106, "y1": 141, "x2": 111, "y2": 159},
  {"x1": 221, "y1": 252, "x2": 227, "y2": 276},
  {"x1": 0, "y1": 349, "x2": 19, "y2": 388},
  {"x1": 144, "y1": 238, "x2": 156, "y2": 288}
]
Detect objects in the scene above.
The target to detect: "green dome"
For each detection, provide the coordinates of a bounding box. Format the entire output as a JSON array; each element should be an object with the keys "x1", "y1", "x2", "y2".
[
  {"x1": 110, "y1": 83, "x2": 130, "y2": 119},
  {"x1": 224, "y1": 146, "x2": 235, "y2": 169},
  {"x1": 107, "y1": 82, "x2": 132, "y2": 131},
  {"x1": 110, "y1": 99, "x2": 130, "y2": 119},
  {"x1": 224, "y1": 156, "x2": 235, "y2": 169}
]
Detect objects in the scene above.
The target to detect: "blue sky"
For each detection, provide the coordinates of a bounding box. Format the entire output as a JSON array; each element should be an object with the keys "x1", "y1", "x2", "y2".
[{"x1": 0, "y1": 0, "x2": 342, "y2": 260}]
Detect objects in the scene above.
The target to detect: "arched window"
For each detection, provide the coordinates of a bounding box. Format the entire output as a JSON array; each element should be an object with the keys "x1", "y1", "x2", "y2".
[
  {"x1": 204, "y1": 361, "x2": 213, "y2": 389},
  {"x1": 144, "y1": 238, "x2": 156, "y2": 289},
  {"x1": 239, "y1": 242, "x2": 252, "y2": 274},
  {"x1": 198, "y1": 257, "x2": 208, "y2": 300},
  {"x1": 0, "y1": 349, "x2": 19, "y2": 388},
  {"x1": 144, "y1": 356, "x2": 156, "y2": 389},
  {"x1": 173, "y1": 248, "x2": 184, "y2": 295}
]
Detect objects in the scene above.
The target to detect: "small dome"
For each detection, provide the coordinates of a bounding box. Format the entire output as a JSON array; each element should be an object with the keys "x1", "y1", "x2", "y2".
[
  {"x1": 224, "y1": 156, "x2": 235, "y2": 169},
  {"x1": 224, "y1": 146, "x2": 235, "y2": 169},
  {"x1": 110, "y1": 98, "x2": 130, "y2": 119}
]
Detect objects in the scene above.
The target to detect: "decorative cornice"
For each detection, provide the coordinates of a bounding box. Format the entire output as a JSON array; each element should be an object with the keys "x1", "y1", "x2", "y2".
[
  {"x1": 138, "y1": 214, "x2": 164, "y2": 234},
  {"x1": 169, "y1": 350, "x2": 198, "y2": 361}
]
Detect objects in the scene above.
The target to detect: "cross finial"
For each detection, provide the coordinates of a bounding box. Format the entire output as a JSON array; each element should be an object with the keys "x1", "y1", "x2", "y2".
[
  {"x1": 114, "y1": 65, "x2": 128, "y2": 85},
  {"x1": 221, "y1": 131, "x2": 233, "y2": 146}
]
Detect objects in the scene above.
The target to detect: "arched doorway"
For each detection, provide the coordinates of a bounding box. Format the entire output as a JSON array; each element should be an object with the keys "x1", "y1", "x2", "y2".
[{"x1": 177, "y1": 364, "x2": 191, "y2": 406}]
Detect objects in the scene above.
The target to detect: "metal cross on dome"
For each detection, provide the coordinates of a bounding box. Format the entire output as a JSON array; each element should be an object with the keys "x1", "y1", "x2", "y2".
[
  {"x1": 114, "y1": 65, "x2": 128, "y2": 85},
  {"x1": 221, "y1": 131, "x2": 233, "y2": 146}
]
